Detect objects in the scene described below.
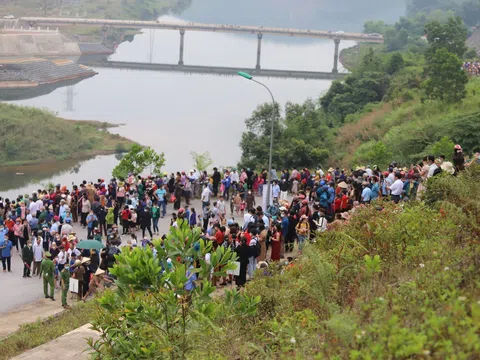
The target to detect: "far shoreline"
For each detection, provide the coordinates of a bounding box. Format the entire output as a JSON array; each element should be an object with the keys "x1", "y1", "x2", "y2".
[{"x1": 0, "y1": 115, "x2": 137, "y2": 168}]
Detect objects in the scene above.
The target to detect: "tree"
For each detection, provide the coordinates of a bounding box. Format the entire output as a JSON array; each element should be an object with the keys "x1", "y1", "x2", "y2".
[
  {"x1": 363, "y1": 20, "x2": 389, "y2": 34},
  {"x1": 190, "y1": 151, "x2": 213, "y2": 172},
  {"x1": 425, "y1": 16, "x2": 467, "y2": 60},
  {"x1": 89, "y1": 222, "x2": 248, "y2": 359},
  {"x1": 366, "y1": 141, "x2": 393, "y2": 169},
  {"x1": 424, "y1": 48, "x2": 468, "y2": 103},
  {"x1": 112, "y1": 144, "x2": 165, "y2": 179},
  {"x1": 239, "y1": 102, "x2": 282, "y2": 170},
  {"x1": 385, "y1": 28, "x2": 409, "y2": 51},
  {"x1": 422, "y1": 136, "x2": 456, "y2": 160},
  {"x1": 386, "y1": 53, "x2": 405, "y2": 75}
]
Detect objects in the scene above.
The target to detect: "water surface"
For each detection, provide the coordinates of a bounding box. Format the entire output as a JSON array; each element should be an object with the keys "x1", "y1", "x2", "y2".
[{"x1": 2, "y1": 15, "x2": 353, "y2": 198}]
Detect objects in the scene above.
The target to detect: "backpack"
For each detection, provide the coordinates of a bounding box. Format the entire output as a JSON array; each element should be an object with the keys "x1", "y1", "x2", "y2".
[
  {"x1": 433, "y1": 167, "x2": 443, "y2": 177},
  {"x1": 253, "y1": 237, "x2": 261, "y2": 257}
]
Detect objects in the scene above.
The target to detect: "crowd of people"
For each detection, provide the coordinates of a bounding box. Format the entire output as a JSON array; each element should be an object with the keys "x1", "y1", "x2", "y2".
[
  {"x1": 0, "y1": 144, "x2": 478, "y2": 299},
  {"x1": 463, "y1": 61, "x2": 480, "y2": 75}
]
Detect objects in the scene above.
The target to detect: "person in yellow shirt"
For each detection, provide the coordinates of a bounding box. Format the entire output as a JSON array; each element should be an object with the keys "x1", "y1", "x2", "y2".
[{"x1": 295, "y1": 215, "x2": 310, "y2": 254}]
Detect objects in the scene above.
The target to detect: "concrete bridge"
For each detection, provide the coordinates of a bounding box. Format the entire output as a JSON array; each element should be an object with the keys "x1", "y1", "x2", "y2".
[
  {"x1": 19, "y1": 17, "x2": 384, "y2": 73},
  {"x1": 78, "y1": 59, "x2": 348, "y2": 80}
]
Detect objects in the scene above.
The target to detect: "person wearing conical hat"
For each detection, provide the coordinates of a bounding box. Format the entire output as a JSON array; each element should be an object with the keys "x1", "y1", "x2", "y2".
[
  {"x1": 82, "y1": 268, "x2": 110, "y2": 302},
  {"x1": 73, "y1": 259, "x2": 85, "y2": 301},
  {"x1": 39, "y1": 251, "x2": 55, "y2": 301}
]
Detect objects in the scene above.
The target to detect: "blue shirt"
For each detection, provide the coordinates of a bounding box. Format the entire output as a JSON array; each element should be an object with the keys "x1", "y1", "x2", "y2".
[
  {"x1": 29, "y1": 217, "x2": 39, "y2": 230},
  {"x1": 86, "y1": 214, "x2": 97, "y2": 228},
  {"x1": 361, "y1": 187, "x2": 372, "y2": 202},
  {"x1": 156, "y1": 188, "x2": 166, "y2": 202},
  {"x1": 281, "y1": 216, "x2": 289, "y2": 237},
  {"x1": 370, "y1": 183, "x2": 379, "y2": 200},
  {"x1": 1, "y1": 239, "x2": 13, "y2": 257},
  {"x1": 185, "y1": 265, "x2": 197, "y2": 291}
]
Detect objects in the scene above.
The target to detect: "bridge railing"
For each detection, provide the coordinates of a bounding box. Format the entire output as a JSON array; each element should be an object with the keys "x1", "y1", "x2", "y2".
[{"x1": 19, "y1": 17, "x2": 384, "y2": 43}]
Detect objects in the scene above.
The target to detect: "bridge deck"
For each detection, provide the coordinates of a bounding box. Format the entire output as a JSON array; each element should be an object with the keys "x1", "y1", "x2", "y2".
[
  {"x1": 20, "y1": 17, "x2": 384, "y2": 43},
  {"x1": 80, "y1": 60, "x2": 347, "y2": 80}
]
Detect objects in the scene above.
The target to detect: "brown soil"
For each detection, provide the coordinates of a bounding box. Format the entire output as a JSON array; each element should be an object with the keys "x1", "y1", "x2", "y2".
[{"x1": 334, "y1": 103, "x2": 393, "y2": 165}]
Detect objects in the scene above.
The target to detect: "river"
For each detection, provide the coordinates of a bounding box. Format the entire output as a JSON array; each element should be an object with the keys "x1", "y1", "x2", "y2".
[{"x1": 0, "y1": 1, "x2": 405, "y2": 198}]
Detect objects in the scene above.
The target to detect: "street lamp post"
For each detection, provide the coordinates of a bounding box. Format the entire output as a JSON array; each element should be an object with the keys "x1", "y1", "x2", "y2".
[{"x1": 237, "y1": 71, "x2": 276, "y2": 209}]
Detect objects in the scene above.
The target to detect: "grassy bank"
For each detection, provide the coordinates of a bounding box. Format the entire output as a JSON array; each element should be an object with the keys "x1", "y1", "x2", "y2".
[
  {"x1": 331, "y1": 76, "x2": 480, "y2": 167},
  {"x1": 0, "y1": 103, "x2": 136, "y2": 167},
  {"x1": 0, "y1": 301, "x2": 96, "y2": 360}
]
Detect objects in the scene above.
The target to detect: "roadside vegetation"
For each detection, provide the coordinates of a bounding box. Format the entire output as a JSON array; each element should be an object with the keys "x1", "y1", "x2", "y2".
[{"x1": 0, "y1": 103, "x2": 135, "y2": 167}]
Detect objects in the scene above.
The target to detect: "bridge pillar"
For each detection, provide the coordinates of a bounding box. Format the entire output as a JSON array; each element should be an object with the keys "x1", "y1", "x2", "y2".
[
  {"x1": 332, "y1": 38, "x2": 341, "y2": 73},
  {"x1": 179, "y1": 29, "x2": 185, "y2": 66},
  {"x1": 256, "y1": 33, "x2": 263, "y2": 70},
  {"x1": 101, "y1": 26, "x2": 109, "y2": 45}
]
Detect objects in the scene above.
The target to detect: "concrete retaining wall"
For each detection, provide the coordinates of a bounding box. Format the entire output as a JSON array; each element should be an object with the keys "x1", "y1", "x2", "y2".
[{"x1": 0, "y1": 32, "x2": 81, "y2": 56}]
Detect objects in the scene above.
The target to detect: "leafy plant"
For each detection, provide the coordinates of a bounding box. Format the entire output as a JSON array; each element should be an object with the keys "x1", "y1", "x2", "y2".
[
  {"x1": 111, "y1": 144, "x2": 165, "y2": 179},
  {"x1": 89, "y1": 222, "x2": 238, "y2": 360},
  {"x1": 190, "y1": 151, "x2": 213, "y2": 172}
]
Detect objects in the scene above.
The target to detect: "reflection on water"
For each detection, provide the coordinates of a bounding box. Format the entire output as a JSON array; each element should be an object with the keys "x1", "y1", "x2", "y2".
[{"x1": 0, "y1": 155, "x2": 120, "y2": 200}]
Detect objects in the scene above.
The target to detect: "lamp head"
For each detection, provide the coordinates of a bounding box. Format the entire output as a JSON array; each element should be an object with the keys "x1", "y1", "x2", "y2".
[{"x1": 237, "y1": 71, "x2": 253, "y2": 80}]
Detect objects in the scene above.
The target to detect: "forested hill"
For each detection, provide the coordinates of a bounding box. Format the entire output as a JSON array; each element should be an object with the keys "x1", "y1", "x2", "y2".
[{"x1": 237, "y1": 2, "x2": 480, "y2": 170}]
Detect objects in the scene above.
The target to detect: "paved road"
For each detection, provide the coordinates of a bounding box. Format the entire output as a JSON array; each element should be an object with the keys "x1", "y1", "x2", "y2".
[{"x1": 1, "y1": 197, "x2": 251, "y2": 314}]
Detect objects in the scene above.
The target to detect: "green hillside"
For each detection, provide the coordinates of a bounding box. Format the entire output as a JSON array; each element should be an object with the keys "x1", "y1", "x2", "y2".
[
  {"x1": 239, "y1": 10, "x2": 480, "y2": 170},
  {"x1": 0, "y1": 103, "x2": 135, "y2": 166}
]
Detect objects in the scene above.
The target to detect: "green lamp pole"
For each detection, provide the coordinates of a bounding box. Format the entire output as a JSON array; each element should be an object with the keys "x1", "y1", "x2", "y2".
[{"x1": 237, "y1": 71, "x2": 276, "y2": 209}]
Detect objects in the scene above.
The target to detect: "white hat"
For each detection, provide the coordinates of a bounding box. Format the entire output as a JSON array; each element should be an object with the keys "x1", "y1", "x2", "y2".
[
  {"x1": 441, "y1": 161, "x2": 455, "y2": 175},
  {"x1": 95, "y1": 268, "x2": 105, "y2": 276},
  {"x1": 81, "y1": 257, "x2": 91, "y2": 264},
  {"x1": 256, "y1": 261, "x2": 269, "y2": 269}
]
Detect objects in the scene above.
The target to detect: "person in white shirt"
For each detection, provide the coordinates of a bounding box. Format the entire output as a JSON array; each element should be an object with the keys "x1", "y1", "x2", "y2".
[
  {"x1": 427, "y1": 155, "x2": 438, "y2": 178},
  {"x1": 57, "y1": 247, "x2": 67, "y2": 269},
  {"x1": 201, "y1": 184, "x2": 212, "y2": 208},
  {"x1": 243, "y1": 208, "x2": 256, "y2": 231},
  {"x1": 32, "y1": 237, "x2": 44, "y2": 276},
  {"x1": 258, "y1": 212, "x2": 269, "y2": 229},
  {"x1": 271, "y1": 181, "x2": 280, "y2": 200},
  {"x1": 388, "y1": 172, "x2": 404, "y2": 204},
  {"x1": 217, "y1": 197, "x2": 226, "y2": 217},
  {"x1": 247, "y1": 229, "x2": 259, "y2": 279},
  {"x1": 67, "y1": 242, "x2": 81, "y2": 260},
  {"x1": 61, "y1": 219, "x2": 73, "y2": 236},
  {"x1": 29, "y1": 201, "x2": 38, "y2": 217},
  {"x1": 35, "y1": 198, "x2": 43, "y2": 212},
  {"x1": 230, "y1": 169, "x2": 240, "y2": 184}
]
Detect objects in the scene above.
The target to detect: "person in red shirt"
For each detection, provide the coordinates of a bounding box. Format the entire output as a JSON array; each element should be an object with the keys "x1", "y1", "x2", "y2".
[
  {"x1": 121, "y1": 206, "x2": 131, "y2": 235},
  {"x1": 341, "y1": 190, "x2": 349, "y2": 212},
  {"x1": 215, "y1": 225, "x2": 225, "y2": 245},
  {"x1": 333, "y1": 193, "x2": 341, "y2": 213},
  {"x1": 5, "y1": 217, "x2": 15, "y2": 232}
]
